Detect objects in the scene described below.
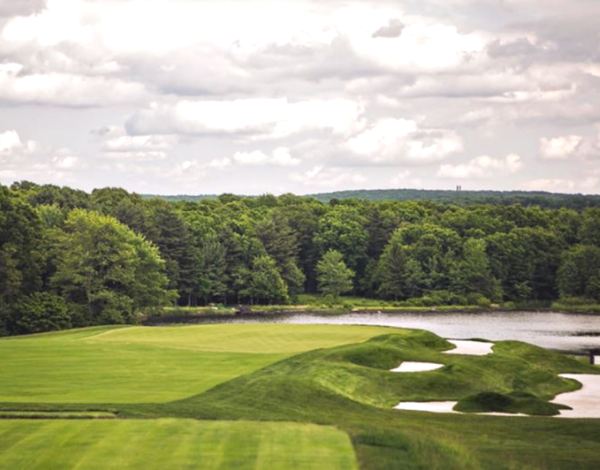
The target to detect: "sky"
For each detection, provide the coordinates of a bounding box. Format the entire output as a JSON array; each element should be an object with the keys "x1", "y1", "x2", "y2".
[{"x1": 0, "y1": 0, "x2": 599, "y2": 195}]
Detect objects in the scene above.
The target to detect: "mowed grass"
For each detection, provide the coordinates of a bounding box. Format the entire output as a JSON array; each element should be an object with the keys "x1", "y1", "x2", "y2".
[
  {"x1": 0, "y1": 324, "x2": 392, "y2": 404},
  {"x1": 0, "y1": 419, "x2": 357, "y2": 470}
]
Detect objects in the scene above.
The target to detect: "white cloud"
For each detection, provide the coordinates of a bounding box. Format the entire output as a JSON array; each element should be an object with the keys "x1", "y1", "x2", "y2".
[
  {"x1": 126, "y1": 98, "x2": 364, "y2": 139},
  {"x1": 233, "y1": 147, "x2": 300, "y2": 167},
  {"x1": 208, "y1": 157, "x2": 232, "y2": 169},
  {"x1": 0, "y1": 129, "x2": 81, "y2": 184},
  {"x1": 437, "y1": 154, "x2": 522, "y2": 178},
  {"x1": 99, "y1": 130, "x2": 177, "y2": 161},
  {"x1": 539, "y1": 135, "x2": 582, "y2": 159},
  {"x1": 290, "y1": 165, "x2": 367, "y2": 189},
  {"x1": 344, "y1": 118, "x2": 463, "y2": 164},
  {"x1": 0, "y1": 65, "x2": 146, "y2": 107},
  {"x1": 523, "y1": 178, "x2": 600, "y2": 193},
  {"x1": 0, "y1": 130, "x2": 24, "y2": 154}
]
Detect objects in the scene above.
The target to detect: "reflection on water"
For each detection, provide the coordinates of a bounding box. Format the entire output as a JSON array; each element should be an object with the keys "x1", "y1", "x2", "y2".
[{"x1": 205, "y1": 311, "x2": 600, "y2": 353}]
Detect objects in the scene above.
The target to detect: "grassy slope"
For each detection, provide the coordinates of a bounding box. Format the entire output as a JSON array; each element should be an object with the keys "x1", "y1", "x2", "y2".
[
  {"x1": 136, "y1": 331, "x2": 600, "y2": 469},
  {"x1": 0, "y1": 419, "x2": 356, "y2": 470},
  {"x1": 0, "y1": 324, "x2": 392, "y2": 403}
]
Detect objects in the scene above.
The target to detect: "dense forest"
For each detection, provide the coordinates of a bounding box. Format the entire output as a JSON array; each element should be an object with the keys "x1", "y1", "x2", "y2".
[
  {"x1": 1, "y1": 181, "x2": 600, "y2": 336},
  {"x1": 145, "y1": 189, "x2": 600, "y2": 209}
]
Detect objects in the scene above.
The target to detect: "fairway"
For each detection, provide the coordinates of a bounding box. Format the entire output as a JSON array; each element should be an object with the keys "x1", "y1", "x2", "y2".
[
  {"x1": 0, "y1": 419, "x2": 357, "y2": 470},
  {"x1": 0, "y1": 324, "x2": 392, "y2": 403}
]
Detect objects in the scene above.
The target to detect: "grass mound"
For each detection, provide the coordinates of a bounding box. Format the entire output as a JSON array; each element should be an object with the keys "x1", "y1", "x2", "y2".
[{"x1": 455, "y1": 391, "x2": 569, "y2": 416}]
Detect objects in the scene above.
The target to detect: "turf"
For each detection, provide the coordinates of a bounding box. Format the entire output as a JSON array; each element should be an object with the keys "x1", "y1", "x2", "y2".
[
  {"x1": 0, "y1": 419, "x2": 357, "y2": 470},
  {"x1": 2, "y1": 324, "x2": 600, "y2": 469},
  {"x1": 0, "y1": 324, "x2": 391, "y2": 403},
  {"x1": 136, "y1": 330, "x2": 600, "y2": 469}
]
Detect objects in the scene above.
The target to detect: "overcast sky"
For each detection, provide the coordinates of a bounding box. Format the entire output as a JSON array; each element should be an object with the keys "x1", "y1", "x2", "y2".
[{"x1": 0, "y1": 0, "x2": 599, "y2": 195}]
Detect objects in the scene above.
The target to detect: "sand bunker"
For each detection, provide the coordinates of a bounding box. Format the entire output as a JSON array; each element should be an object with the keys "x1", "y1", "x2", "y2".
[
  {"x1": 390, "y1": 362, "x2": 444, "y2": 373},
  {"x1": 393, "y1": 401, "x2": 529, "y2": 417},
  {"x1": 394, "y1": 401, "x2": 458, "y2": 413},
  {"x1": 443, "y1": 339, "x2": 494, "y2": 356},
  {"x1": 551, "y1": 374, "x2": 600, "y2": 418}
]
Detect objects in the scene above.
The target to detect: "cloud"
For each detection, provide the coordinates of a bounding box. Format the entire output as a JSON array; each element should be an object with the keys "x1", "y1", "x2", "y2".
[
  {"x1": 208, "y1": 157, "x2": 232, "y2": 169},
  {"x1": 0, "y1": 0, "x2": 46, "y2": 18},
  {"x1": 539, "y1": 130, "x2": 600, "y2": 160},
  {"x1": 524, "y1": 177, "x2": 599, "y2": 193},
  {"x1": 1, "y1": 0, "x2": 600, "y2": 193},
  {"x1": 0, "y1": 129, "x2": 36, "y2": 155},
  {"x1": 344, "y1": 118, "x2": 463, "y2": 164},
  {"x1": 290, "y1": 165, "x2": 367, "y2": 189},
  {"x1": 233, "y1": 147, "x2": 300, "y2": 166},
  {"x1": 0, "y1": 63, "x2": 146, "y2": 107},
  {"x1": 0, "y1": 130, "x2": 25, "y2": 154},
  {"x1": 99, "y1": 129, "x2": 177, "y2": 161},
  {"x1": 437, "y1": 154, "x2": 522, "y2": 179},
  {"x1": 539, "y1": 135, "x2": 582, "y2": 160},
  {"x1": 372, "y1": 19, "x2": 404, "y2": 38},
  {"x1": 0, "y1": 129, "x2": 80, "y2": 185},
  {"x1": 126, "y1": 98, "x2": 364, "y2": 139}
]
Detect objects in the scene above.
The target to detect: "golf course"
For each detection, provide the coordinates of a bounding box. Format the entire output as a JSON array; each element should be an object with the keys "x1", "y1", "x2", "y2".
[{"x1": 1, "y1": 323, "x2": 599, "y2": 469}]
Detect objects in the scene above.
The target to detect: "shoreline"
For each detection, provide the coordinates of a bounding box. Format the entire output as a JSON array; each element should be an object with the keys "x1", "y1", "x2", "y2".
[{"x1": 142, "y1": 305, "x2": 600, "y2": 325}]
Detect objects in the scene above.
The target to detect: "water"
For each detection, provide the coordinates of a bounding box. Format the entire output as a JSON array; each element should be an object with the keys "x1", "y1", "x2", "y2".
[{"x1": 183, "y1": 311, "x2": 600, "y2": 353}]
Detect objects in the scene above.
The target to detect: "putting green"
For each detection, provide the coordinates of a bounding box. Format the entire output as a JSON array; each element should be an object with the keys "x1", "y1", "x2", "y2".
[
  {"x1": 0, "y1": 324, "x2": 392, "y2": 404},
  {"x1": 0, "y1": 419, "x2": 357, "y2": 470},
  {"x1": 88, "y1": 323, "x2": 397, "y2": 353}
]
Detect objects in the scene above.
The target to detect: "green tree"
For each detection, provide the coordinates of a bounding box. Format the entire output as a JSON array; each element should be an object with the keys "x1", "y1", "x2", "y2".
[
  {"x1": 145, "y1": 201, "x2": 196, "y2": 304},
  {"x1": 579, "y1": 208, "x2": 600, "y2": 246},
  {"x1": 451, "y1": 238, "x2": 501, "y2": 301},
  {"x1": 0, "y1": 186, "x2": 44, "y2": 334},
  {"x1": 244, "y1": 255, "x2": 289, "y2": 304},
  {"x1": 317, "y1": 250, "x2": 354, "y2": 300},
  {"x1": 557, "y1": 245, "x2": 600, "y2": 301},
  {"x1": 314, "y1": 205, "x2": 368, "y2": 275},
  {"x1": 196, "y1": 237, "x2": 227, "y2": 304},
  {"x1": 52, "y1": 209, "x2": 173, "y2": 325}
]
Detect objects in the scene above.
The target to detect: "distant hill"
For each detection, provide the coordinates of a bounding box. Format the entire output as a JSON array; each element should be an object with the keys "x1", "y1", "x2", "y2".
[
  {"x1": 308, "y1": 189, "x2": 600, "y2": 208},
  {"x1": 142, "y1": 189, "x2": 600, "y2": 209},
  {"x1": 141, "y1": 194, "x2": 218, "y2": 202}
]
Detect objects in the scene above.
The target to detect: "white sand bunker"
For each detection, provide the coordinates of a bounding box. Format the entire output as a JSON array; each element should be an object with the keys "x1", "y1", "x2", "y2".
[
  {"x1": 394, "y1": 401, "x2": 458, "y2": 413},
  {"x1": 394, "y1": 401, "x2": 527, "y2": 416},
  {"x1": 551, "y1": 374, "x2": 600, "y2": 418},
  {"x1": 390, "y1": 362, "x2": 444, "y2": 373},
  {"x1": 443, "y1": 339, "x2": 494, "y2": 356}
]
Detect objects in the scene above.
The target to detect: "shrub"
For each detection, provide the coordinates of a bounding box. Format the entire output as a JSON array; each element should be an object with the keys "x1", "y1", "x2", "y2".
[{"x1": 11, "y1": 292, "x2": 71, "y2": 334}]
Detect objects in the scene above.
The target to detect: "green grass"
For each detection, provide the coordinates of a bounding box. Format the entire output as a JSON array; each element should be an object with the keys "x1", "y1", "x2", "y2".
[
  {"x1": 0, "y1": 419, "x2": 357, "y2": 470},
  {"x1": 2, "y1": 323, "x2": 600, "y2": 469},
  {"x1": 135, "y1": 330, "x2": 600, "y2": 469},
  {"x1": 0, "y1": 411, "x2": 117, "y2": 419},
  {"x1": 0, "y1": 324, "x2": 392, "y2": 403}
]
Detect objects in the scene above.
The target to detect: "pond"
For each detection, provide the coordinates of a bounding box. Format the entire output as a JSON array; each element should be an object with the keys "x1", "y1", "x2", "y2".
[{"x1": 176, "y1": 311, "x2": 600, "y2": 354}]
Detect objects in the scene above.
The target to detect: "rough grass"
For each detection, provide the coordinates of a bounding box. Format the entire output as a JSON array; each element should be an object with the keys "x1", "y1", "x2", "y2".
[
  {"x1": 0, "y1": 324, "x2": 392, "y2": 403},
  {"x1": 0, "y1": 419, "x2": 357, "y2": 470}
]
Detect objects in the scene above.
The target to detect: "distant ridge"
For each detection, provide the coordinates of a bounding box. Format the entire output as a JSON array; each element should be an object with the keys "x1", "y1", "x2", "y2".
[{"x1": 142, "y1": 188, "x2": 600, "y2": 209}]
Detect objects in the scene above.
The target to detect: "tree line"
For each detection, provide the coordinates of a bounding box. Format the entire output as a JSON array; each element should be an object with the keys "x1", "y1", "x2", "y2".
[{"x1": 1, "y1": 181, "x2": 599, "y2": 335}]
